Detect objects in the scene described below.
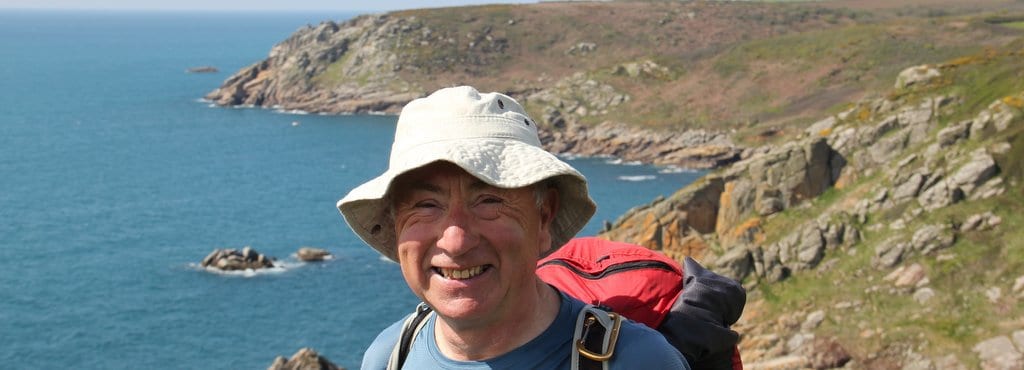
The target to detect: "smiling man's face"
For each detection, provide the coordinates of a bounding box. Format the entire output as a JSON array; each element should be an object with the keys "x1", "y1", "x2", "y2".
[{"x1": 391, "y1": 161, "x2": 556, "y2": 329}]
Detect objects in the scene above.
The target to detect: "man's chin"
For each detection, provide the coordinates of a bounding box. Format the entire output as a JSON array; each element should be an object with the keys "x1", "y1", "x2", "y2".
[{"x1": 431, "y1": 299, "x2": 495, "y2": 324}]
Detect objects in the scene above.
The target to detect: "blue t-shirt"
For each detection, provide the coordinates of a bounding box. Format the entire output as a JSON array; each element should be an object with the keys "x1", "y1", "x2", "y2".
[{"x1": 361, "y1": 292, "x2": 689, "y2": 370}]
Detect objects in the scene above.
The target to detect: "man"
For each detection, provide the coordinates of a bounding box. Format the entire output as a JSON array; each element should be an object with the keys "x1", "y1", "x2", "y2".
[{"x1": 339, "y1": 86, "x2": 688, "y2": 369}]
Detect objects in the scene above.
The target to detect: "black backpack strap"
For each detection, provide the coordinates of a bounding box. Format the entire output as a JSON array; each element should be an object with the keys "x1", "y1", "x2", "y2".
[
  {"x1": 572, "y1": 304, "x2": 622, "y2": 370},
  {"x1": 658, "y1": 257, "x2": 746, "y2": 369},
  {"x1": 387, "y1": 303, "x2": 433, "y2": 370}
]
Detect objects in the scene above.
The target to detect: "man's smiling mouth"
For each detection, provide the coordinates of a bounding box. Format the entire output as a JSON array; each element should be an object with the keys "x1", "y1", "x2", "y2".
[{"x1": 434, "y1": 265, "x2": 490, "y2": 280}]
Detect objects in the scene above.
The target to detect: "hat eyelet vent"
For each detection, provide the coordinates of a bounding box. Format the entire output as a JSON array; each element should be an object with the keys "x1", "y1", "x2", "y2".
[
  {"x1": 497, "y1": 99, "x2": 504, "y2": 109},
  {"x1": 524, "y1": 118, "x2": 531, "y2": 126},
  {"x1": 371, "y1": 224, "x2": 382, "y2": 235}
]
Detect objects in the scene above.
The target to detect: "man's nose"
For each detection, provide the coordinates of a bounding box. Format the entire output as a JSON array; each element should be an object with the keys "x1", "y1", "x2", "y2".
[{"x1": 435, "y1": 206, "x2": 479, "y2": 255}]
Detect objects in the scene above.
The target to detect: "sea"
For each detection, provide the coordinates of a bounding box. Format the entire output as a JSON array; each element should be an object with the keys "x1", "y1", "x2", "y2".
[{"x1": 0, "y1": 10, "x2": 704, "y2": 369}]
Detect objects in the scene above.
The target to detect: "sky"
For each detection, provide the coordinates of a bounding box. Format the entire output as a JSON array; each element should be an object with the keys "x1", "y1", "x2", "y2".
[{"x1": 0, "y1": 0, "x2": 537, "y2": 12}]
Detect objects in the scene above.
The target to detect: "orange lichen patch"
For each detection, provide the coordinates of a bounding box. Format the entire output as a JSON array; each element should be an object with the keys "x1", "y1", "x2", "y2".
[
  {"x1": 638, "y1": 219, "x2": 662, "y2": 250},
  {"x1": 819, "y1": 127, "x2": 833, "y2": 137},
  {"x1": 716, "y1": 181, "x2": 736, "y2": 236},
  {"x1": 856, "y1": 107, "x2": 872, "y2": 121},
  {"x1": 677, "y1": 233, "x2": 709, "y2": 261},
  {"x1": 1002, "y1": 95, "x2": 1024, "y2": 109},
  {"x1": 940, "y1": 55, "x2": 984, "y2": 69},
  {"x1": 729, "y1": 217, "x2": 765, "y2": 245}
]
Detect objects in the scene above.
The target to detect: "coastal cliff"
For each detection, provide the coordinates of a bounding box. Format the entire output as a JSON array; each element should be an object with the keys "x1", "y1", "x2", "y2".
[
  {"x1": 207, "y1": 1, "x2": 1024, "y2": 368},
  {"x1": 208, "y1": 1, "x2": 1020, "y2": 168}
]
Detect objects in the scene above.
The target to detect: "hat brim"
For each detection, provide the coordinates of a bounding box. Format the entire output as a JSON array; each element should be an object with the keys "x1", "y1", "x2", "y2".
[{"x1": 338, "y1": 137, "x2": 596, "y2": 262}]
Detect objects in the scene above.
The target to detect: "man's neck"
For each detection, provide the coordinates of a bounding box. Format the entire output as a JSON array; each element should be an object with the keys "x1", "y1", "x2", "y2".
[{"x1": 432, "y1": 282, "x2": 561, "y2": 361}]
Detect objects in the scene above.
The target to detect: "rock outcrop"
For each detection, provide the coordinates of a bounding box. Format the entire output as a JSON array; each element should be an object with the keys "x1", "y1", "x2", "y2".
[
  {"x1": 296, "y1": 247, "x2": 332, "y2": 262},
  {"x1": 268, "y1": 348, "x2": 344, "y2": 370},
  {"x1": 601, "y1": 132, "x2": 845, "y2": 281},
  {"x1": 201, "y1": 247, "x2": 276, "y2": 271}
]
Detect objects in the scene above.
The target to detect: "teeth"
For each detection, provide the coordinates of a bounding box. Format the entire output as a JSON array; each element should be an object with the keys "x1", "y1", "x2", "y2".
[{"x1": 440, "y1": 266, "x2": 485, "y2": 280}]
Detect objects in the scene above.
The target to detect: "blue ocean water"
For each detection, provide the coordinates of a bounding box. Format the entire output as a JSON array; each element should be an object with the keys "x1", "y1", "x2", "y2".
[{"x1": 0, "y1": 10, "x2": 704, "y2": 369}]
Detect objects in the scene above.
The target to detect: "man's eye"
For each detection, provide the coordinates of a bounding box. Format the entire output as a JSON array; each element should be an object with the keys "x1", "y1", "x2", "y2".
[
  {"x1": 414, "y1": 201, "x2": 439, "y2": 209},
  {"x1": 474, "y1": 196, "x2": 502, "y2": 220}
]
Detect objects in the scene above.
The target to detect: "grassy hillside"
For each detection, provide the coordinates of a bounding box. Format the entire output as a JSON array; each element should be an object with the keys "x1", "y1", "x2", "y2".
[
  {"x1": 732, "y1": 39, "x2": 1024, "y2": 368},
  {"x1": 377, "y1": 1, "x2": 1024, "y2": 134}
]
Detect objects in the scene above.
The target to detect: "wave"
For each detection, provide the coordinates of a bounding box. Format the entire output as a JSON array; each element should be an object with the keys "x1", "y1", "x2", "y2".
[
  {"x1": 188, "y1": 257, "x2": 327, "y2": 278},
  {"x1": 658, "y1": 166, "x2": 699, "y2": 174},
  {"x1": 274, "y1": 108, "x2": 310, "y2": 115},
  {"x1": 188, "y1": 262, "x2": 287, "y2": 277},
  {"x1": 603, "y1": 158, "x2": 642, "y2": 166},
  {"x1": 618, "y1": 175, "x2": 657, "y2": 182}
]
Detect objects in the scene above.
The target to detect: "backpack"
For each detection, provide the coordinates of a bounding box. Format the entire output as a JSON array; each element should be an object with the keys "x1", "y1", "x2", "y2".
[
  {"x1": 386, "y1": 237, "x2": 746, "y2": 370},
  {"x1": 537, "y1": 237, "x2": 746, "y2": 370}
]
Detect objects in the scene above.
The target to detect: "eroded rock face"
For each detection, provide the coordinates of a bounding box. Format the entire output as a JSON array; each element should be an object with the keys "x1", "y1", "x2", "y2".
[
  {"x1": 600, "y1": 175, "x2": 725, "y2": 260},
  {"x1": 200, "y1": 247, "x2": 275, "y2": 271}
]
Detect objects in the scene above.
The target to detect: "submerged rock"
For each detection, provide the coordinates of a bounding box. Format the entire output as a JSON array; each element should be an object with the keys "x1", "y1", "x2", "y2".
[
  {"x1": 186, "y1": 66, "x2": 218, "y2": 73},
  {"x1": 200, "y1": 247, "x2": 275, "y2": 271}
]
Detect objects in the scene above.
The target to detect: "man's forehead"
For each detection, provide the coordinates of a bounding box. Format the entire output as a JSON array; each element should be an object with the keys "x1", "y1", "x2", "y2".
[{"x1": 393, "y1": 162, "x2": 498, "y2": 193}]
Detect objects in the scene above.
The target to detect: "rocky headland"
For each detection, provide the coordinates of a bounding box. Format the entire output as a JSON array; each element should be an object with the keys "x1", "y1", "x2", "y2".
[
  {"x1": 205, "y1": 1, "x2": 1023, "y2": 169},
  {"x1": 207, "y1": 1, "x2": 1024, "y2": 368}
]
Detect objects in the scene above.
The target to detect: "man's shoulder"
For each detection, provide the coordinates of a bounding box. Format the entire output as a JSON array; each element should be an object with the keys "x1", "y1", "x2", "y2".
[
  {"x1": 360, "y1": 317, "x2": 405, "y2": 370},
  {"x1": 559, "y1": 293, "x2": 687, "y2": 368},
  {"x1": 611, "y1": 318, "x2": 690, "y2": 369}
]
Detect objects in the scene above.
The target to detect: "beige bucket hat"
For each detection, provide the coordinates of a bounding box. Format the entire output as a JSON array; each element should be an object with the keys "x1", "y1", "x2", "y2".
[{"x1": 337, "y1": 86, "x2": 596, "y2": 262}]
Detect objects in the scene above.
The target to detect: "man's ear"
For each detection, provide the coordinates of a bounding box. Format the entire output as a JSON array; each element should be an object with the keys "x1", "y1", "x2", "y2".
[{"x1": 538, "y1": 187, "x2": 559, "y2": 253}]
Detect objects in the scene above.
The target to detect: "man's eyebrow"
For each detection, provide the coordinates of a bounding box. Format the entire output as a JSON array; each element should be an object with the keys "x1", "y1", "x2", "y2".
[
  {"x1": 469, "y1": 179, "x2": 500, "y2": 192},
  {"x1": 404, "y1": 181, "x2": 443, "y2": 194}
]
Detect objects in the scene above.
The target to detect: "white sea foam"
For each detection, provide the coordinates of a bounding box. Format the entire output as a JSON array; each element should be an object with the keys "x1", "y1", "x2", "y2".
[
  {"x1": 190, "y1": 263, "x2": 287, "y2": 277},
  {"x1": 658, "y1": 166, "x2": 699, "y2": 174},
  {"x1": 288, "y1": 253, "x2": 335, "y2": 261},
  {"x1": 190, "y1": 257, "x2": 328, "y2": 278},
  {"x1": 275, "y1": 108, "x2": 310, "y2": 115},
  {"x1": 618, "y1": 175, "x2": 657, "y2": 182},
  {"x1": 604, "y1": 158, "x2": 641, "y2": 166}
]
